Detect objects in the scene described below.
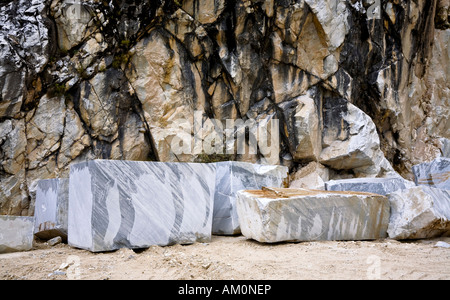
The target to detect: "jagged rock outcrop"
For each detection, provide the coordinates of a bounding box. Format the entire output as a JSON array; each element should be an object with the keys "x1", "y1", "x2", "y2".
[{"x1": 0, "y1": 0, "x2": 449, "y2": 216}]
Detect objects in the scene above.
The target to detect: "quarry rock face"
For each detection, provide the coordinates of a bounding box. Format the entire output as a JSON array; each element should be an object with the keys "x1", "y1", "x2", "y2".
[
  {"x1": 0, "y1": 0, "x2": 449, "y2": 215},
  {"x1": 236, "y1": 188, "x2": 390, "y2": 243}
]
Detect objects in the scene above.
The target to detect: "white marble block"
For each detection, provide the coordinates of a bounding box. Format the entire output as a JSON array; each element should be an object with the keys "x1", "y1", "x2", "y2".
[
  {"x1": 213, "y1": 162, "x2": 289, "y2": 235},
  {"x1": 68, "y1": 160, "x2": 216, "y2": 252},
  {"x1": 236, "y1": 188, "x2": 390, "y2": 243},
  {"x1": 413, "y1": 157, "x2": 450, "y2": 190},
  {"x1": 325, "y1": 177, "x2": 415, "y2": 196},
  {"x1": 34, "y1": 179, "x2": 69, "y2": 240},
  {"x1": 0, "y1": 216, "x2": 34, "y2": 254},
  {"x1": 387, "y1": 186, "x2": 450, "y2": 240}
]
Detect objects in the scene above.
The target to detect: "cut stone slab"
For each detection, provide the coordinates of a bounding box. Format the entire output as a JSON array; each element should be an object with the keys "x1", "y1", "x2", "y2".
[
  {"x1": 0, "y1": 216, "x2": 34, "y2": 254},
  {"x1": 213, "y1": 162, "x2": 289, "y2": 235},
  {"x1": 387, "y1": 186, "x2": 450, "y2": 240},
  {"x1": 236, "y1": 188, "x2": 390, "y2": 243},
  {"x1": 413, "y1": 157, "x2": 450, "y2": 190},
  {"x1": 34, "y1": 179, "x2": 69, "y2": 240},
  {"x1": 68, "y1": 160, "x2": 216, "y2": 252},
  {"x1": 325, "y1": 177, "x2": 415, "y2": 196}
]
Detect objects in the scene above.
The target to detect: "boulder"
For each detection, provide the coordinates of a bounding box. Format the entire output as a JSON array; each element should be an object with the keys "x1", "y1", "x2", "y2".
[
  {"x1": 289, "y1": 162, "x2": 329, "y2": 190},
  {"x1": 0, "y1": 216, "x2": 34, "y2": 254},
  {"x1": 213, "y1": 162, "x2": 288, "y2": 235},
  {"x1": 34, "y1": 179, "x2": 69, "y2": 240},
  {"x1": 412, "y1": 157, "x2": 450, "y2": 190},
  {"x1": 387, "y1": 186, "x2": 450, "y2": 240},
  {"x1": 325, "y1": 177, "x2": 415, "y2": 196},
  {"x1": 68, "y1": 160, "x2": 216, "y2": 252},
  {"x1": 236, "y1": 188, "x2": 390, "y2": 243}
]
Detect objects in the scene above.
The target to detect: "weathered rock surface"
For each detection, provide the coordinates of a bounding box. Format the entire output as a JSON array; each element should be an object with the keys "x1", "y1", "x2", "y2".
[
  {"x1": 68, "y1": 160, "x2": 216, "y2": 252},
  {"x1": 413, "y1": 157, "x2": 450, "y2": 190},
  {"x1": 387, "y1": 186, "x2": 450, "y2": 240},
  {"x1": 236, "y1": 188, "x2": 390, "y2": 243},
  {"x1": 34, "y1": 178, "x2": 69, "y2": 240},
  {"x1": 325, "y1": 177, "x2": 415, "y2": 196},
  {"x1": 0, "y1": 0, "x2": 448, "y2": 215},
  {"x1": 289, "y1": 162, "x2": 329, "y2": 190},
  {"x1": 213, "y1": 161, "x2": 288, "y2": 235},
  {"x1": 0, "y1": 216, "x2": 34, "y2": 253}
]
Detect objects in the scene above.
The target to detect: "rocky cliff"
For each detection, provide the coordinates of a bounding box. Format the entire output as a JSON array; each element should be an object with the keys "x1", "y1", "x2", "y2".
[{"x1": 0, "y1": 0, "x2": 449, "y2": 216}]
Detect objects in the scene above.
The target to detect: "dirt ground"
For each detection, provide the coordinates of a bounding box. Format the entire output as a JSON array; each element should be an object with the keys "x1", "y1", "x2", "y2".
[{"x1": 1, "y1": 235, "x2": 449, "y2": 280}]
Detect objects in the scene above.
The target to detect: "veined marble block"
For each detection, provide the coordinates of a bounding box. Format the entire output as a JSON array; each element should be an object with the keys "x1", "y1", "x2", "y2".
[
  {"x1": 413, "y1": 157, "x2": 450, "y2": 190},
  {"x1": 236, "y1": 188, "x2": 389, "y2": 243},
  {"x1": 213, "y1": 162, "x2": 289, "y2": 235},
  {"x1": 34, "y1": 179, "x2": 69, "y2": 240},
  {"x1": 325, "y1": 177, "x2": 415, "y2": 196},
  {"x1": 68, "y1": 160, "x2": 216, "y2": 252},
  {"x1": 387, "y1": 186, "x2": 450, "y2": 240},
  {"x1": 0, "y1": 216, "x2": 34, "y2": 254}
]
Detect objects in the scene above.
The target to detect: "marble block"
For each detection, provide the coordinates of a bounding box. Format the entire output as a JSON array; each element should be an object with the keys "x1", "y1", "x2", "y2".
[
  {"x1": 325, "y1": 177, "x2": 415, "y2": 196},
  {"x1": 34, "y1": 179, "x2": 69, "y2": 240},
  {"x1": 0, "y1": 216, "x2": 34, "y2": 254},
  {"x1": 68, "y1": 160, "x2": 216, "y2": 252},
  {"x1": 413, "y1": 157, "x2": 450, "y2": 190},
  {"x1": 387, "y1": 186, "x2": 450, "y2": 240},
  {"x1": 213, "y1": 162, "x2": 289, "y2": 235},
  {"x1": 236, "y1": 188, "x2": 390, "y2": 243}
]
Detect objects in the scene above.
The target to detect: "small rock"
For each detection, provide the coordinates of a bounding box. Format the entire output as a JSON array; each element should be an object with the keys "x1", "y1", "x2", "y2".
[{"x1": 48, "y1": 236, "x2": 62, "y2": 246}]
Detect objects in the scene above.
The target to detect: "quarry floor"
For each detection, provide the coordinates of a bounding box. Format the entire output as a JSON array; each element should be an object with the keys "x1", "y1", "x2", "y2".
[{"x1": 1, "y1": 235, "x2": 449, "y2": 280}]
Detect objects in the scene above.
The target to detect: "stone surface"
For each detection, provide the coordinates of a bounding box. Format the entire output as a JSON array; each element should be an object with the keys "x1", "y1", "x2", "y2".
[
  {"x1": 34, "y1": 178, "x2": 69, "y2": 240},
  {"x1": 0, "y1": 216, "x2": 34, "y2": 253},
  {"x1": 236, "y1": 188, "x2": 390, "y2": 243},
  {"x1": 290, "y1": 162, "x2": 329, "y2": 190},
  {"x1": 413, "y1": 157, "x2": 450, "y2": 190},
  {"x1": 213, "y1": 161, "x2": 289, "y2": 235},
  {"x1": 319, "y1": 101, "x2": 396, "y2": 177},
  {"x1": 325, "y1": 177, "x2": 415, "y2": 196},
  {"x1": 68, "y1": 160, "x2": 216, "y2": 252},
  {"x1": 387, "y1": 186, "x2": 450, "y2": 240}
]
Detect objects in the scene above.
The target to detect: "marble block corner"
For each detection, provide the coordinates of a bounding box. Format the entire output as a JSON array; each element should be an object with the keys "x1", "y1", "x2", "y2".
[{"x1": 0, "y1": 216, "x2": 35, "y2": 254}]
